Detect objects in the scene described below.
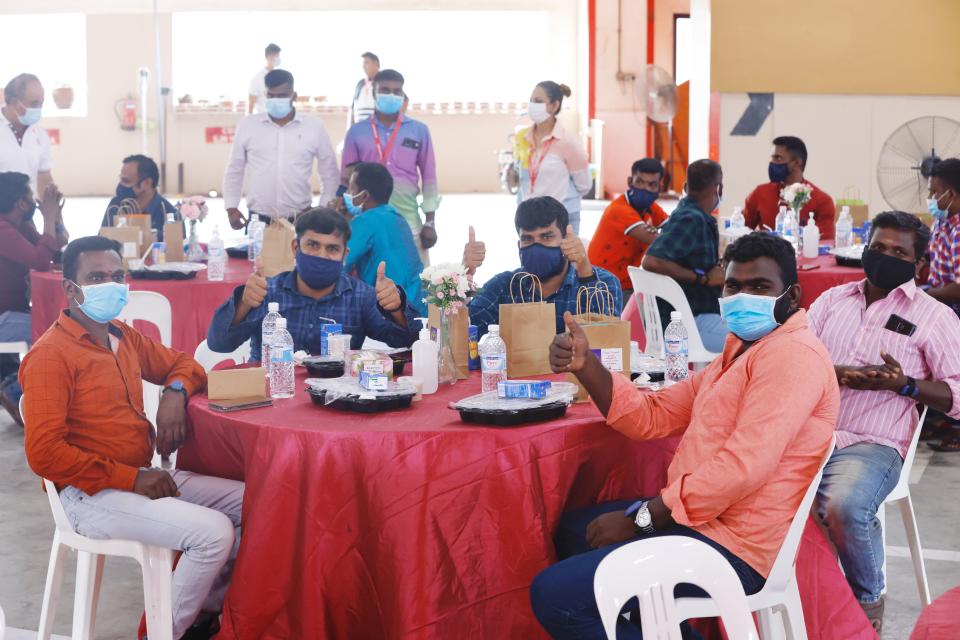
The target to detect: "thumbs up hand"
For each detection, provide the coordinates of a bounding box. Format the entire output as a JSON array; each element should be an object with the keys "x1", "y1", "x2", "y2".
[
  {"x1": 462, "y1": 225, "x2": 486, "y2": 276},
  {"x1": 550, "y1": 311, "x2": 591, "y2": 373},
  {"x1": 560, "y1": 225, "x2": 592, "y2": 278},
  {"x1": 241, "y1": 257, "x2": 268, "y2": 310},
  {"x1": 375, "y1": 261, "x2": 403, "y2": 312}
]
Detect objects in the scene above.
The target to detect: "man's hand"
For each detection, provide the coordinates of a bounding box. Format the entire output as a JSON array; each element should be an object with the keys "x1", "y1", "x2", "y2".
[
  {"x1": 420, "y1": 224, "x2": 438, "y2": 250},
  {"x1": 463, "y1": 225, "x2": 486, "y2": 275},
  {"x1": 561, "y1": 225, "x2": 592, "y2": 277},
  {"x1": 326, "y1": 197, "x2": 347, "y2": 216},
  {"x1": 241, "y1": 263, "x2": 268, "y2": 310},
  {"x1": 550, "y1": 312, "x2": 591, "y2": 373},
  {"x1": 586, "y1": 511, "x2": 637, "y2": 548},
  {"x1": 837, "y1": 352, "x2": 905, "y2": 392},
  {"x1": 227, "y1": 207, "x2": 247, "y2": 230},
  {"x1": 375, "y1": 261, "x2": 402, "y2": 312},
  {"x1": 155, "y1": 389, "x2": 188, "y2": 456},
  {"x1": 39, "y1": 183, "x2": 64, "y2": 231},
  {"x1": 133, "y1": 469, "x2": 180, "y2": 500},
  {"x1": 705, "y1": 264, "x2": 725, "y2": 287}
]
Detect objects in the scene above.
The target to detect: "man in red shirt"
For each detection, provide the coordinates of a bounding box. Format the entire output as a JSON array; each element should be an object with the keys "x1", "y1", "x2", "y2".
[
  {"x1": 587, "y1": 158, "x2": 669, "y2": 295},
  {"x1": 743, "y1": 136, "x2": 835, "y2": 240}
]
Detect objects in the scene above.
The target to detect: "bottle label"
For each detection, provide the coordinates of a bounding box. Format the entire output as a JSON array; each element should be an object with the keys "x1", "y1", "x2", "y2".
[
  {"x1": 664, "y1": 338, "x2": 687, "y2": 355},
  {"x1": 482, "y1": 354, "x2": 505, "y2": 372},
  {"x1": 271, "y1": 346, "x2": 293, "y2": 363}
]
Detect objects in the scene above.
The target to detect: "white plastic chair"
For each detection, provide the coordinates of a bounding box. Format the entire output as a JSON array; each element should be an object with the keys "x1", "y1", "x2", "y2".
[
  {"x1": 879, "y1": 406, "x2": 931, "y2": 607},
  {"x1": 595, "y1": 536, "x2": 760, "y2": 640},
  {"x1": 193, "y1": 339, "x2": 250, "y2": 373},
  {"x1": 20, "y1": 397, "x2": 175, "y2": 640},
  {"x1": 675, "y1": 434, "x2": 837, "y2": 640},
  {"x1": 627, "y1": 266, "x2": 720, "y2": 367},
  {"x1": 0, "y1": 601, "x2": 5, "y2": 640}
]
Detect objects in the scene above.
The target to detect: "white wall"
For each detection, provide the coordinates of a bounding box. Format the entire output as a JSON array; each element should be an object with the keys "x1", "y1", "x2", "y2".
[{"x1": 718, "y1": 93, "x2": 960, "y2": 218}]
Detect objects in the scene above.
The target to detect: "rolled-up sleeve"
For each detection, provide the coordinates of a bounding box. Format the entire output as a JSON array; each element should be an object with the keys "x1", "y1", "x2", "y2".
[
  {"x1": 605, "y1": 369, "x2": 698, "y2": 440},
  {"x1": 207, "y1": 285, "x2": 264, "y2": 358}
]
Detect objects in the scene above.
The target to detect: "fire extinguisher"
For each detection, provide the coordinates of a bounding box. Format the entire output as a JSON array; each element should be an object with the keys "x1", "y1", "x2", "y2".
[{"x1": 115, "y1": 96, "x2": 137, "y2": 131}]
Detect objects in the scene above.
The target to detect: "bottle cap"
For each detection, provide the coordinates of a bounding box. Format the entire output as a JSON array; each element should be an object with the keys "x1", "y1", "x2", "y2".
[
  {"x1": 268, "y1": 302, "x2": 279, "y2": 313},
  {"x1": 670, "y1": 311, "x2": 682, "y2": 321},
  {"x1": 275, "y1": 317, "x2": 286, "y2": 329},
  {"x1": 488, "y1": 324, "x2": 500, "y2": 333}
]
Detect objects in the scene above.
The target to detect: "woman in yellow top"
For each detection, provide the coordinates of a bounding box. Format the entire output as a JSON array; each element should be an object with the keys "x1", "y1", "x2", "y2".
[{"x1": 514, "y1": 81, "x2": 592, "y2": 234}]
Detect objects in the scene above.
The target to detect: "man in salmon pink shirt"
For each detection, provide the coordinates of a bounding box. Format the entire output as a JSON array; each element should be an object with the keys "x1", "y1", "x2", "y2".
[
  {"x1": 530, "y1": 233, "x2": 839, "y2": 639},
  {"x1": 807, "y1": 211, "x2": 960, "y2": 633},
  {"x1": 743, "y1": 136, "x2": 836, "y2": 240}
]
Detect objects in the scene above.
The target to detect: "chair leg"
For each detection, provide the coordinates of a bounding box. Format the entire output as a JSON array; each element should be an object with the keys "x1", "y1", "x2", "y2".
[
  {"x1": 37, "y1": 532, "x2": 69, "y2": 640},
  {"x1": 72, "y1": 552, "x2": 103, "y2": 640},
  {"x1": 897, "y1": 496, "x2": 932, "y2": 607},
  {"x1": 141, "y1": 547, "x2": 174, "y2": 640},
  {"x1": 778, "y1": 581, "x2": 808, "y2": 640},
  {"x1": 757, "y1": 608, "x2": 785, "y2": 640}
]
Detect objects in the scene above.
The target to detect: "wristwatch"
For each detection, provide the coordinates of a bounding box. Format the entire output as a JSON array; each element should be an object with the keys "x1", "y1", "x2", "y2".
[
  {"x1": 898, "y1": 376, "x2": 920, "y2": 398},
  {"x1": 164, "y1": 379, "x2": 188, "y2": 406},
  {"x1": 693, "y1": 268, "x2": 706, "y2": 286},
  {"x1": 625, "y1": 500, "x2": 656, "y2": 535}
]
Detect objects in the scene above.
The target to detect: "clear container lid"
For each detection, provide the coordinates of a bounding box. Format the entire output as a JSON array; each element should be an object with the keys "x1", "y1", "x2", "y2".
[{"x1": 670, "y1": 311, "x2": 682, "y2": 321}]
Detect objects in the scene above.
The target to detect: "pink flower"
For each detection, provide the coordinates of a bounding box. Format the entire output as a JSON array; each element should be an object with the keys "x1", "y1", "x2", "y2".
[
  {"x1": 437, "y1": 290, "x2": 445, "y2": 299},
  {"x1": 180, "y1": 203, "x2": 199, "y2": 220}
]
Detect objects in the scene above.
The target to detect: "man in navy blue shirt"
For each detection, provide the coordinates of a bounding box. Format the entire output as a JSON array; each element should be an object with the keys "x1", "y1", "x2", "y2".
[
  {"x1": 465, "y1": 196, "x2": 622, "y2": 337},
  {"x1": 207, "y1": 208, "x2": 419, "y2": 360},
  {"x1": 101, "y1": 154, "x2": 178, "y2": 240}
]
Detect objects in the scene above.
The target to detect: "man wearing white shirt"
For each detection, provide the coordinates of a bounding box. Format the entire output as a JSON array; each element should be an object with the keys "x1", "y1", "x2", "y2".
[
  {"x1": 247, "y1": 43, "x2": 281, "y2": 115},
  {"x1": 225, "y1": 69, "x2": 340, "y2": 230},
  {"x1": 347, "y1": 52, "x2": 379, "y2": 128},
  {"x1": 0, "y1": 73, "x2": 55, "y2": 196}
]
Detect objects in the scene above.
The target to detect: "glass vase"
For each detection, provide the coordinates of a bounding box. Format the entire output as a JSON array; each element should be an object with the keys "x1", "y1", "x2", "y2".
[
  {"x1": 186, "y1": 219, "x2": 205, "y2": 262},
  {"x1": 437, "y1": 309, "x2": 458, "y2": 386}
]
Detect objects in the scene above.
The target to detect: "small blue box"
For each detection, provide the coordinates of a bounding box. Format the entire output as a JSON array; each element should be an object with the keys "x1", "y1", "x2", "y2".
[
  {"x1": 359, "y1": 370, "x2": 389, "y2": 391},
  {"x1": 320, "y1": 323, "x2": 343, "y2": 355},
  {"x1": 497, "y1": 380, "x2": 551, "y2": 399}
]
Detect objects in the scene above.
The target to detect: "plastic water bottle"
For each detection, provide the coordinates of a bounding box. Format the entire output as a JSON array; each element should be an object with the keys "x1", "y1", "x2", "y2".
[
  {"x1": 207, "y1": 225, "x2": 226, "y2": 281},
  {"x1": 775, "y1": 206, "x2": 787, "y2": 236},
  {"x1": 663, "y1": 312, "x2": 689, "y2": 383},
  {"x1": 261, "y1": 302, "x2": 281, "y2": 372},
  {"x1": 835, "y1": 206, "x2": 853, "y2": 249},
  {"x1": 248, "y1": 220, "x2": 263, "y2": 262},
  {"x1": 269, "y1": 317, "x2": 295, "y2": 399},
  {"x1": 730, "y1": 206, "x2": 745, "y2": 230},
  {"x1": 479, "y1": 324, "x2": 508, "y2": 393}
]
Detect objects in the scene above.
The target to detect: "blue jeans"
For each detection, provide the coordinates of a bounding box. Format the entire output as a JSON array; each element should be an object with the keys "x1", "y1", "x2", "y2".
[
  {"x1": 815, "y1": 443, "x2": 903, "y2": 604},
  {"x1": 694, "y1": 314, "x2": 728, "y2": 353},
  {"x1": 530, "y1": 500, "x2": 766, "y2": 639},
  {"x1": 0, "y1": 310, "x2": 31, "y2": 343}
]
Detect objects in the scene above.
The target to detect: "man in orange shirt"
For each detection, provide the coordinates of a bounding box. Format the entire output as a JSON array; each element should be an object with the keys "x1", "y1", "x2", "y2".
[
  {"x1": 20, "y1": 236, "x2": 243, "y2": 640},
  {"x1": 587, "y1": 158, "x2": 669, "y2": 295},
  {"x1": 744, "y1": 136, "x2": 836, "y2": 240},
  {"x1": 530, "y1": 233, "x2": 839, "y2": 639}
]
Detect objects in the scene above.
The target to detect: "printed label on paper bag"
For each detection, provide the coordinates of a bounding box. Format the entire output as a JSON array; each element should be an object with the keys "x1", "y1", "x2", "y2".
[
  {"x1": 365, "y1": 361, "x2": 385, "y2": 374},
  {"x1": 591, "y1": 348, "x2": 623, "y2": 372}
]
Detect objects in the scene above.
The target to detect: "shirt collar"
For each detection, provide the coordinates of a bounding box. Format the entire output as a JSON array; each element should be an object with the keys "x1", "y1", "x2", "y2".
[
  {"x1": 58, "y1": 309, "x2": 125, "y2": 341},
  {"x1": 854, "y1": 276, "x2": 918, "y2": 301},
  {"x1": 524, "y1": 122, "x2": 565, "y2": 145},
  {"x1": 259, "y1": 109, "x2": 302, "y2": 126},
  {"x1": 373, "y1": 112, "x2": 404, "y2": 130}
]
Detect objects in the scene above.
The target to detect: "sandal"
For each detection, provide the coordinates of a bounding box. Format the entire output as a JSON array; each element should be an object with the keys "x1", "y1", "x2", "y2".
[
  {"x1": 860, "y1": 597, "x2": 884, "y2": 634},
  {"x1": 928, "y1": 433, "x2": 960, "y2": 452}
]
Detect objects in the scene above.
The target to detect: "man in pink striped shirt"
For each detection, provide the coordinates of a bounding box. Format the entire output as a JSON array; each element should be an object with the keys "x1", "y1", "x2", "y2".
[{"x1": 808, "y1": 211, "x2": 960, "y2": 632}]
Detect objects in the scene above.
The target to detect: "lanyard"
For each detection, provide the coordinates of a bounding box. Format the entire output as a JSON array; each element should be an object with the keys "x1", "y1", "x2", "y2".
[
  {"x1": 370, "y1": 114, "x2": 403, "y2": 163},
  {"x1": 529, "y1": 137, "x2": 556, "y2": 192}
]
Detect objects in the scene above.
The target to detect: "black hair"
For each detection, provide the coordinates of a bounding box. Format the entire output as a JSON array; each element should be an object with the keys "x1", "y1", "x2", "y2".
[
  {"x1": 515, "y1": 196, "x2": 569, "y2": 236},
  {"x1": 295, "y1": 208, "x2": 351, "y2": 245},
  {"x1": 631, "y1": 158, "x2": 664, "y2": 176},
  {"x1": 931, "y1": 158, "x2": 960, "y2": 193},
  {"x1": 0, "y1": 171, "x2": 31, "y2": 214},
  {"x1": 374, "y1": 69, "x2": 405, "y2": 87},
  {"x1": 869, "y1": 211, "x2": 931, "y2": 260},
  {"x1": 773, "y1": 136, "x2": 808, "y2": 170},
  {"x1": 122, "y1": 154, "x2": 159, "y2": 189},
  {"x1": 361, "y1": 52, "x2": 380, "y2": 65},
  {"x1": 265, "y1": 43, "x2": 281, "y2": 56},
  {"x1": 265, "y1": 69, "x2": 294, "y2": 90},
  {"x1": 3, "y1": 73, "x2": 40, "y2": 103},
  {"x1": 62, "y1": 236, "x2": 123, "y2": 283},
  {"x1": 723, "y1": 232, "x2": 798, "y2": 287},
  {"x1": 686, "y1": 159, "x2": 723, "y2": 193},
  {"x1": 353, "y1": 162, "x2": 394, "y2": 204},
  {"x1": 536, "y1": 81, "x2": 572, "y2": 114}
]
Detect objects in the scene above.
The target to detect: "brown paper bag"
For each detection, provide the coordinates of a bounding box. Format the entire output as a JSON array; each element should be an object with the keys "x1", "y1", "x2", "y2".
[
  {"x1": 568, "y1": 283, "x2": 632, "y2": 402},
  {"x1": 836, "y1": 186, "x2": 869, "y2": 226},
  {"x1": 261, "y1": 218, "x2": 296, "y2": 277},
  {"x1": 207, "y1": 367, "x2": 267, "y2": 400},
  {"x1": 499, "y1": 273, "x2": 556, "y2": 377},
  {"x1": 163, "y1": 222, "x2": 185, "y2": 262},
  {"x1": 428, "y1": 304, "x2": 470, "y2": 379},
  {"x1": 99, "y1": 226, "x2": 143, "y2": 270}
]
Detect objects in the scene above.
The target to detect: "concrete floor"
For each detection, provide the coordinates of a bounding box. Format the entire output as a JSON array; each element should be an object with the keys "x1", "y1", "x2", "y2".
[{"x1": 3, "y1": 194, "x2": 959, "y2": 638}]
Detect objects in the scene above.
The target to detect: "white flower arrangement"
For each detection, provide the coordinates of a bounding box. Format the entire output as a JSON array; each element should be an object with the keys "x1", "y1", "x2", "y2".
[
  {"x1": 420, "y1": 262, "x2": 468, "y2": 314},
  {"x1": 780, "y1": 183, "x2": 813, "y2": 213},
  {"x1": 177, "y1": 195, "x2": 209, "y2": 222}
]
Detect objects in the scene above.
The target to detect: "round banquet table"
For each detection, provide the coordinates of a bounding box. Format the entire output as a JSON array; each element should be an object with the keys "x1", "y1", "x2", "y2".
[
  {"x1": 177, "y1": 369, "x2": 875, "y2": 640},
  {"x1": 621, "y1": 254, "x2": 864, "y2": 346},
  {"x1": 910, "y1": 585, "x2": 960, "y2": 640},
  {"x1": 30, "y1": 257, "x2": 251, "y2": 352}
]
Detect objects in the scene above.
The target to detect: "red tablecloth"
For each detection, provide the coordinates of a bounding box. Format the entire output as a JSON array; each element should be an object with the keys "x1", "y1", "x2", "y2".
[
  {"x1": 910, "y1": 585, "x2": 960, "y2": 640},
  {"x1": 178, "y1": 370, "x2": 874, "y2": 640},
  {"x1": 621, "y1": 255, "x2": 864, "y2": 346},
  {"x1": 30, "y1": 257, "x2": 250, "y2": 352}
]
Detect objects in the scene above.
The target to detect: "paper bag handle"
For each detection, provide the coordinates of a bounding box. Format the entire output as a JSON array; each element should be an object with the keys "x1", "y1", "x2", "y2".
[{"x1": 509, "y1": 272, "x2": 544, "y2": 304}]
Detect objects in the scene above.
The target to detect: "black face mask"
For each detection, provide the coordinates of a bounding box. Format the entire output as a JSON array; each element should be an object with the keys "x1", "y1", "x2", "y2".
[{"x1": 862, "y1": 249, "x2": 916, "y2": 291}]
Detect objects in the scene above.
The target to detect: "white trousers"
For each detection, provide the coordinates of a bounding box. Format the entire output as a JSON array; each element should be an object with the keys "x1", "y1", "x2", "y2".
[{"x1": 59, "y1": 469, "x2": 244, "y2": 638}]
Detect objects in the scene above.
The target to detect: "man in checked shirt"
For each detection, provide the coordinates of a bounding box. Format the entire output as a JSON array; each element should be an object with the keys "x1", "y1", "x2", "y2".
[{"x1": 807, "y1": 211, "x2": 960, "y2": 633}]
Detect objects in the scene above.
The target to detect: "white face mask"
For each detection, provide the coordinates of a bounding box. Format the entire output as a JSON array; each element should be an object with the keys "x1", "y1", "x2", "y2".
[{"x1": 527, "y1": 101, "x2": 550, "y2": 124}]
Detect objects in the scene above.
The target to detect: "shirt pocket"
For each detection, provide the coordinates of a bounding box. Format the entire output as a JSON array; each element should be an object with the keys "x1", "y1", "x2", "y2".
[{"x1": 853, "y1": 325, "x2": 919, "y2": 368}]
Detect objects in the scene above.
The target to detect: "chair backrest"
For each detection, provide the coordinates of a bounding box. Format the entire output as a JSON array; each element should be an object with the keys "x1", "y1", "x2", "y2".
[
  {"x1": 887, "y1": 406, "x2": 927, "y2": 503},
  {"x1": 594, "y1": 536, "x2": 759, "y2": 640},
  {"x1": 117, "y1": 290, "x2": 172, "y2": 347},
  {"x1": 763, "y1": 433, "x2": 836, "y2": 592},
  {"x1": 626, "y1": 266, "x2": 719, "y2": 365},
  {"x1": 193, "y1": 339, "x2": 250, "y2": 373},
  {"x1": 19, "y1": 396, "x2": 73, "y2": 534}
]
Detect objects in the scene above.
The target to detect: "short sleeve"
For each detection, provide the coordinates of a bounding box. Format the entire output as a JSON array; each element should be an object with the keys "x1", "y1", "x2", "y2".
[{"x1": 37, "y1": 128, "x2": 53, "y2": 172}]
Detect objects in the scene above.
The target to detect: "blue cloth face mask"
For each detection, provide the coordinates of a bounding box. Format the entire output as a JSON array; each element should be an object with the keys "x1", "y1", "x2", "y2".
[
  {"x1": 72, "y1": 281, "x2": 130, "y2": 324},
  {"x1": 719, "y1": 290, "x2": 789, "y2": 342},
  {"x1": 928, "y1": 191, "x2": 953, "y2": 220},
  {"x1": 115, "y1": 183, "x2": 137, "y2": 200},
  {"x1": 768, "y1": 162, "x2": 790, "y2": 184},
  {"x1": 343, "y1": 192, "x2": 364, "y2": 217},
  {"x1": 296, "y1": 250, "x2": 342, "y2": 290},
  {"x1": 626, "y1": 187, "x2": 658, "y2": 213},
  {"x1": 376, "y1": 93, "x2": 404, "y2": 115},
  {"x1": 17, "y1": 105, "x2": 42, "y2": 127},
  {"x1": 519, "y1": 243, "x2": 566, "y2": 280},
  {"x1": 265, "y1": 97, "x2": 293, "y2": 119}
]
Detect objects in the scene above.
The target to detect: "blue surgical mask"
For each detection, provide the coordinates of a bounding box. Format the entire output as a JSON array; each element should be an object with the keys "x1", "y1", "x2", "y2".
[
  {"x1": 519, "y1": 243, "x2": 566, "y2": 280},
  {"x1": 343, "y1": 193, "x2": 364, "y2": 216},
  {"x1": 17, "y1": 105, "x2": 42, "y2": 127},
  {"x1": 626, "y1": 187, "x2": 658, "y2": 213},
  {"x1": 265, "y1": 97, "x2": 293, "y2": 119},
  {"x1": 376, "y1": 93, "x2": 404, "y2": 115},
  {"x1": 768, "y1": 162, "x2": 790, "y2": 184},
  {"x1": 73, "y1": 281, "x2": 129, "y2": 324},
  {"x1": 928, "y1": 191, "x2": 953, "y2": 220},
  {"x1": 296, "y1": 250, "x2": 342, "y2": 290},
  {"x1": 719, "y1": 290, "x2": 789, "y2": 342}
]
